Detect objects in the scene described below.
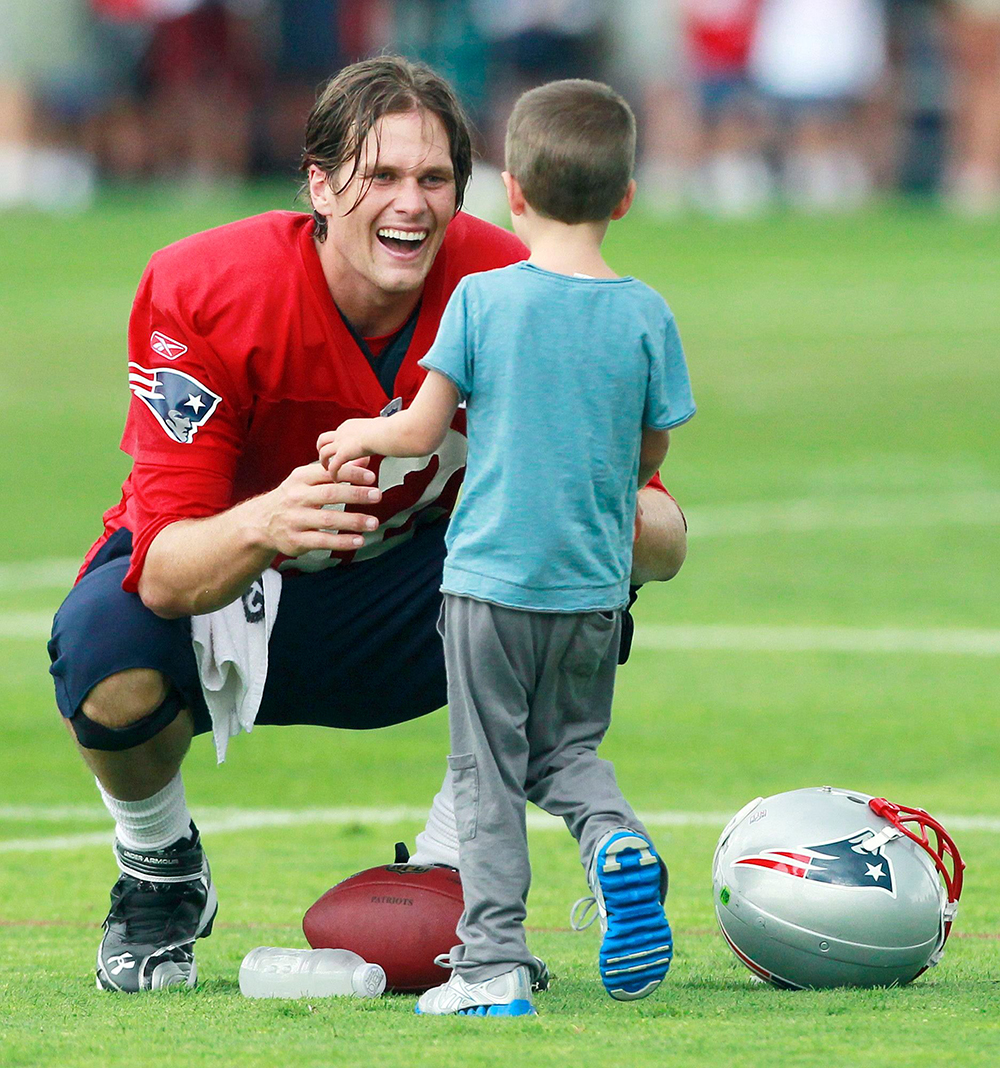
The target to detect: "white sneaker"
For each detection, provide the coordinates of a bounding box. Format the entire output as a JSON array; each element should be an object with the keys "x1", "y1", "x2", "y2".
[
  {"x1": 431, "y1": 950, "x2": 550, "y2": 992},
  {"x1": 415, "y1": 965, "x2": 537, "y2": 1016}
]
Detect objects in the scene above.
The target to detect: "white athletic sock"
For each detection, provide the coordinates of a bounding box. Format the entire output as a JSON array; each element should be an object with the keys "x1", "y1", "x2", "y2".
[
  {"x1": 410, "y1": 770, "x2": 460, "y2": 868},
  {"x1": 97, "y1": 772, "x2": 194, "y2": 852}
]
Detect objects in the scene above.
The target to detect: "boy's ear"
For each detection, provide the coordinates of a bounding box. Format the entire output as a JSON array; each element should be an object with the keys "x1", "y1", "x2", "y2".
[
  {"x1": 610, "y1": 179, "x2": 637, "y2": 221},
  {"x1": 502, "y1": 171, "x2": 527, "y2": 216}
]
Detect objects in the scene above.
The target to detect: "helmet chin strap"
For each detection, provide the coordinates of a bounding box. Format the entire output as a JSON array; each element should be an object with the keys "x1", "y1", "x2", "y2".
[{"x1": 868, "y1": 797, "x2": 966, "y2": 972}]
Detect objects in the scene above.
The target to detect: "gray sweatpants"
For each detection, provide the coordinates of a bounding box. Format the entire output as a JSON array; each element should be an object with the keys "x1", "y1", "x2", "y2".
[{"x1": 441, "y1": 593, "x2": 650, "y2": 981}]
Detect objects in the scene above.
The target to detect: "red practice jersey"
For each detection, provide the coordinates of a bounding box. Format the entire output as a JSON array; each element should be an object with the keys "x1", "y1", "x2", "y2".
[
  {"x1": 85, "y1": 210, "x2": 527, "y2": 590},
  {"x1": 684, "y1": 0, "x2": 761, "y2": 75}
]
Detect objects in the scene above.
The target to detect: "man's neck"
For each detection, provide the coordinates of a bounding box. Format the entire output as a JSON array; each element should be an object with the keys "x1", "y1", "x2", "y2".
[
  {"x1": 314, "y1": 238, "x2": 422, "y2": 337},
  {"x1": 339, "y1": 287, "x2": 421, "y2": 339}
]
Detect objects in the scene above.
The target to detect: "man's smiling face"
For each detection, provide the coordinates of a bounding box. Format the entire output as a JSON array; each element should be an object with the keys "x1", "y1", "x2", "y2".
[{"x1": 310, "y1": 109, "x2": 457, "y2": 315}]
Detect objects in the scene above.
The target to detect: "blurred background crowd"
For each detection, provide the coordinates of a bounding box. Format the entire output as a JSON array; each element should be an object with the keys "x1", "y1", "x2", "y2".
[{"x1": 1, "y1": 0, "x2": 999, "y2": 217}]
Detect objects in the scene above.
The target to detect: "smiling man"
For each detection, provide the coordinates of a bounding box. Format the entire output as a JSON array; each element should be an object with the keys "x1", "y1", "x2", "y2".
[{"x1": 47, "y1": 57, "x2": 689, "y2": 993}]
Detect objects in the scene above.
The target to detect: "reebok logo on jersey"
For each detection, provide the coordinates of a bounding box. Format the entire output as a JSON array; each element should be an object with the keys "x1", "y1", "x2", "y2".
[
  {"x1": 128, "y1": 362, "x2": 222, "y2": 444},
  {"x1": 150, "y1": 330, "x2": 188, "y2": 360}
]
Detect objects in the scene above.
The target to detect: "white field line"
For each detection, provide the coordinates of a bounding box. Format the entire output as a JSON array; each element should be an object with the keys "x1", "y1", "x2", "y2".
[
  {"x1": 0, "y1": 611, "x2": 56, "y2": 639},
  {"x1": 0, "y1": 558, "x2": 78, "y2": 592},
  {"x1": 3, "y1": 489, "x2": 997, "y2": 645},
  {"x1": 5, "y1": 609, "x2": 1000, "y2": 656},
  {"x1": 688, "y1": 490, "x2": 1000, "y2": 538},
  {"x1": 1, "y1": 804, "x2": 998, "y2": 854},
  {"x1": 632, "y1": 625, "x2": 1000, "y2": 656},
  {"x1": 2, "y1": 487, "x2": 997, "y2": 596}
]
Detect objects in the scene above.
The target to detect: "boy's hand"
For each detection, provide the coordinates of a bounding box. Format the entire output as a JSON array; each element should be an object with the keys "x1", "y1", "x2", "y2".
[{"x1": 317, "y1": 420, "x2": 374, "y2": 479}]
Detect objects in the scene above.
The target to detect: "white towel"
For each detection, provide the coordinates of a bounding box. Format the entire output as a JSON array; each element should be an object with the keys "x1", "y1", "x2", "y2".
[{"x1": 190, "y1": 569, "x2": 282, "y2": 763}]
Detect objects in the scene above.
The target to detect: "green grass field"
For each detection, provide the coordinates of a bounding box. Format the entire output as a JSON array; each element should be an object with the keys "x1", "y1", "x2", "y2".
[{"x1": 1, "y1": 190, "x2": 998, "y2": 1067}]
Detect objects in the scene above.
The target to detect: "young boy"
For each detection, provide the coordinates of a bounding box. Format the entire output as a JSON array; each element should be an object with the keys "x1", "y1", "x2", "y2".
[{"x1": 318, "y1": 79, "x2": 696, "y2": 1016}]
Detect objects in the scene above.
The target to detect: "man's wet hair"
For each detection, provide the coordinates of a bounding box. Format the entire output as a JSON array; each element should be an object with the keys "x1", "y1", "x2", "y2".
[
  {"x1": 505, "y1": 79, "x2": 636, "y2": 225},
  {"x1": 302, "y1": 56, "x2": 473, "y2": 240}
]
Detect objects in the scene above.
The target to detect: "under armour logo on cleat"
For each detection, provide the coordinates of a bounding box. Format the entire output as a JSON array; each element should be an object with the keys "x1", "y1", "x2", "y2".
[
  {"x1": 602, "y1": 835, "x2": 657, "y2": 872},
  {"x1": 108, "y1": 952, "x2": 136, "y2": 974}
]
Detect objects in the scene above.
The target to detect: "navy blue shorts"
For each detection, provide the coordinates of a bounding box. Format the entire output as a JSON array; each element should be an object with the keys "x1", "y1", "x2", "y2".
[{"x1": 48, "y1": 522, "x2": 451, "y2": 734}]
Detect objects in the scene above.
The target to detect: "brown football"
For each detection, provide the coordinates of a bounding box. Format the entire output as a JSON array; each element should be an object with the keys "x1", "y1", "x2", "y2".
[{"x1": 303, "y1": 863, "x2": 465, "y2": 992}]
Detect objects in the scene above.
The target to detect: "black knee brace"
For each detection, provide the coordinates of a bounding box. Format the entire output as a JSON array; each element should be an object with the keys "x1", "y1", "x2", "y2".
[{"x1": 68, "y1": 687, "x2": 188, "y2": 752}]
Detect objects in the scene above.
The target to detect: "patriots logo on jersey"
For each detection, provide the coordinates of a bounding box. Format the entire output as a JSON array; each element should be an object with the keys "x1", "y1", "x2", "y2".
[
  {"x1": 734, "y1": 828, "x2": 896, "y2": 895},
  {"x1": 128, "y1": 362, "x2": 221, "y2": 444}
]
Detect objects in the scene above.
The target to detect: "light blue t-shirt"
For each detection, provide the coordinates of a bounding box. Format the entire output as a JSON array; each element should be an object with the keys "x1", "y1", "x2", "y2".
[{"x1": 419, "y1": 261, "x2": 695, "y2": 612}]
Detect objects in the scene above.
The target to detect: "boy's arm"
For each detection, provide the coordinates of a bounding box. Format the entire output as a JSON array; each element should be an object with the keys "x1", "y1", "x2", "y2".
[
  {"x1": 638, "y1": 427, "x2": 670, "y2": 489},
  {"x1": 317, "y1": 371, "x2": 461, "y2": 477}
]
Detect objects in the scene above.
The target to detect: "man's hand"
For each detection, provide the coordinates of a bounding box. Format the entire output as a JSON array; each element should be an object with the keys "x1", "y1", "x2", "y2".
[
  {"x1": 630, "y1": 486, "x2": 687, "y2": 585},
  {"x1": 256, "y1": 460, "x2": 381, "y2": 558},
  {"x1": 317, "y1": 420, "x2": 376, "y2": 480},
  {"x1": 139, "y1": 461, "x2": 383, "y2": 618}
]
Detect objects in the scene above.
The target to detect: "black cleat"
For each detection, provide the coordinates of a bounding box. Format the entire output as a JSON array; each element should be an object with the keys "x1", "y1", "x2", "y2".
[{"x1": 96, "y1": 823, "x2": 217, "y2": 992}]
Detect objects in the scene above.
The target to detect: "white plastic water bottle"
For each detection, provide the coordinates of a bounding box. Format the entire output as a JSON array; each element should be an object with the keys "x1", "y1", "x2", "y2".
[{"x1": 239, "y1": 947, "x2": 386, "y2": 999}]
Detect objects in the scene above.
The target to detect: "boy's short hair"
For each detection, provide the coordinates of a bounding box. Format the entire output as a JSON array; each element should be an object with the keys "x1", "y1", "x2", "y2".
[
  {"x1": 301, "y1": 55, "x2": 472, "y2": 241},
  {"x1": 505, "y1": 79, "x2": 636, "y2": 224}
]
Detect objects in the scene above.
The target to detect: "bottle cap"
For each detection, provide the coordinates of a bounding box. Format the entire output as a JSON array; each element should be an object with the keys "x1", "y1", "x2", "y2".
[{"x1": 352, "y1": 962, "x2": 387, "y2": 998}]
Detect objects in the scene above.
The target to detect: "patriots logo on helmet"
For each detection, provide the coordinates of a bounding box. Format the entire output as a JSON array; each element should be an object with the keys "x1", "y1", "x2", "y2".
[
  {"x1": 128, "y1": 362, "x2": 221, "y2": 444},
  {"x1": 734, "y1": 828, "x2": 896, "y2": 896}
]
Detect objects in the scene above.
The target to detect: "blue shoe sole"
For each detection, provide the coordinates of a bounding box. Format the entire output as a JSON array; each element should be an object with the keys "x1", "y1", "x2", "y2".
[
  {"x1": 596, "y1": 833, "x2": 673, "y2": 1000},
  {"x1": 414, "y1": 999, "x2": 537, "y2": 1017}
]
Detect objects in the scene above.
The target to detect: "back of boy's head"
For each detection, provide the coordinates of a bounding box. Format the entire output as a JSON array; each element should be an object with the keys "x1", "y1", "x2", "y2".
[{"x1": 505, "y1": 79, "x2": 636, "y2": 225}]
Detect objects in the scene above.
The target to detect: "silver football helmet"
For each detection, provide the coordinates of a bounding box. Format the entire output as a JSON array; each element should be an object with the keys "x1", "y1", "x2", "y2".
[{"x1": 713, "y1": 786, "x2": 964, "y2": 989}]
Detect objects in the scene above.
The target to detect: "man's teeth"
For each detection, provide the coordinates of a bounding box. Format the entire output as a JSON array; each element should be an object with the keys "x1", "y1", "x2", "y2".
[{"x1": 378, "y1": 229, "x2": 428, "y2": 242}]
